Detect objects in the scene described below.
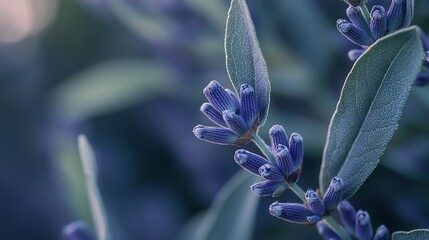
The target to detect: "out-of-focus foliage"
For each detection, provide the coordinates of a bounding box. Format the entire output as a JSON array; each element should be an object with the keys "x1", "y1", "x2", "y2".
[{"x1": 0, "y1": 0, "x2": 428, "y2": 239}]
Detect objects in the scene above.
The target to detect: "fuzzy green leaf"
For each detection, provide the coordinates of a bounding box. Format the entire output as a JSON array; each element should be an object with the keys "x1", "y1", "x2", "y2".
[
  {"x1": 225, "y1": 0, "x2": 270, "y2": 125},
  {"x1": 319, "y1": 27, "x2": 423, "y2": 198},
  {"x1": 193, "y1": 171, "x2": 259, "y2": 240}
]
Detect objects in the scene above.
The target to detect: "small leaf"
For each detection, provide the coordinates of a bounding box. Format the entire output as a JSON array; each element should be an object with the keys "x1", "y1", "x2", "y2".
[
  {"x1": 392, "y1": 229, "x2": 429, "y2": 240},
  {"x1": 225, "y1": 0, "x2": 271, "y2": 125},
  {"x1": 194, "y1": 171, "x2": 259, "y2": 240},
  {"x1": 78, "y1": 135, "x2": 110, "y2": 240},
  {"x1": 319, "y1": 27, "x2": 423, "y2": 198}
]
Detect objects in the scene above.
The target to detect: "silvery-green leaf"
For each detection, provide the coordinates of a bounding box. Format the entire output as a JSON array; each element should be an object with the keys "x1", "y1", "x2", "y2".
[
  {"x1": 78, "y1": 135, "x2": 110, "y2": 240},
  {"x1": 225, "y1": 0, "x2": 270, "y2": 125},
  {"x1": 50, "y1": 59, "x2": 171, "y2": 123},
  {"x1": 392, "y1": 229, "x2": 429, "y2": 240},
  {"x1": 319, "y1": 27, "x2": 423, "y2": 198},
  {"x1": 194, "y1": 171, "x2": 259, "y2": 240}
]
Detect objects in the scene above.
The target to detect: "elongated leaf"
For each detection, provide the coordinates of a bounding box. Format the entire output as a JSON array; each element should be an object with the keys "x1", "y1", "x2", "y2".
[
  {"x1": 194, "y1": 171, "x2": 259, "y2": 240},
  {"x1": 78, "y1": 135, "x2": 110, "y2": 240},
  {"x1": 50, "y1": 59, "x2": 171, "y2": 123},
  {"x1": 393, "y1": 229, "x2": 429, "y2": 240},
  {"x1": 225, "y1": 0, "x2": 270, "y2": 125},
  {"x1": 319, "y1": 27, "x2": 423, "y2": 198}
]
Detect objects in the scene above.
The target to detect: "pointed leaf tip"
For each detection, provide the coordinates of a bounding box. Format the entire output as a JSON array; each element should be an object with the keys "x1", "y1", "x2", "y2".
[{"x1": 225, "y1": 0, "x2": 270, "y2": 125}]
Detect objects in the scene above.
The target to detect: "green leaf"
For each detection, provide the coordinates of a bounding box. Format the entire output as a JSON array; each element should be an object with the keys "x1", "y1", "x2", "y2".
[
  {"x1": 393, "y1": 229, "x2": 429, "y2": 240},
  {"x1": 78, "y1": 135, "x2": 110, "y2": 240},
  {"x1": 319, "y1": 27, "x2": 423, "y2": 198},
  {"x1": 50, "y1": 59, "x2": 171, "y2": 123},
  {"x1": 193, "y1": 171, "x2": 259, "y2": 240},
  {"x1": 225, "y1": 0, "x2": 271, "y2": 125}
]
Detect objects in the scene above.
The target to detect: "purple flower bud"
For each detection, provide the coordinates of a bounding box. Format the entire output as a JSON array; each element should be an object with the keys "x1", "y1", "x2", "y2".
[
  {"x1": 269, "y1": 125, "x2": 289, "y2": 152},
  {"x1": 62, "y1": 221, "x2": 95, "y2": 240},
  {"x1": 373, "y1": 225, "x2": 390, "y2": 240},
  {"x1": 370, "y1": 5, "x2": 387, "y2": 39},
  {"x1": 225, "y1": 88, "x2": 240, "y2": 112},
  {"x1": 200, "y1": 103, "x2": 227, "y2": 127},
  {"x1": 307, "y1": 215, "x2": 322, "y2": 223},
  {"x1": 337, "y1": 19, "x2": 374, "y2": 46},
  {"x1": 387, "y1": 0, "x2": 406, "y2": 32},
  {"x1": 420, "y1": 31, "x2": 429, "y2": 52},
  {"x1": 193, "y1": 125, "x2": 238, "y2": 145},
  {"x1": 347, "y1": 6, "x2": 371, "y2": 34},
  {"x1": 305, "y1": 189, "x2": 325, "y2": 216},
  {"x1": 251, "y1": 180, "x2": 286, "y2": 197},
  {"x1": 355, "y1": 210, "x2": 373, "y2": 240},
  {"x1": 323, "y1": 177, "x2": 344, "y2": 211},
  {"x1": 316, "y1": 221, "x2": 342, "y2": 240},
  {"x1": 337, "y1": 201, "x2": 357, "y2": 235},
  {"x1": 414, "y1": 72, "x2": 429, "y2": 87},
  {"x1": 275, "y1": 144, "x2": 294, "y2": 177},
  {"x1": 348, "y1": 49, "x2": 365, "y2": 62},
  {"x1": 234, "y1": 149, "x2": 269, "y2": 176},
  {"x1": 240, "y1": 84, "x2": 259, "y2": 126},
  {"x1": 259, "y1": 164, "x2": 285, "y2": 181},
  {"x1": 222, "y1": 110, "x2": 249, "y2": 136},
  {"x1": 401, "y1": 0, "x2": 414, "y2": 28},
  {"x1": 203, "y1": 80, "x2": 237, "y2": 113},
  {"x1": 289, "y1": 133, "x2": 304, "y2": 170},
  {"x1": 269, "y1": 202, "x2": 315, "y2": 224}
]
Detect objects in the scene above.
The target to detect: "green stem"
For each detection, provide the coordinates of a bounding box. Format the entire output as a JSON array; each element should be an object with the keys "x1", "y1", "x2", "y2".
[
  {"x1": 252, "y1": 134, "x2": 276, "y2": 164},
  {"x1": 359, "y1": 3, "x2": 371, "y2": 25},
  {"x1": 325, "y1": 216, "x2": 352, "y2": 240},
  {"x1": 288, "y1": 182, "x2": 306, "y2": 202}
]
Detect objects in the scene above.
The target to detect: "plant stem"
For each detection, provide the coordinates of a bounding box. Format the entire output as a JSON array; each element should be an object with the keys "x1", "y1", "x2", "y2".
[
  {"x1": 288, "y1": 182, "x2": 306, "y2": 202},
  {"x1": 252, "y1": 134, "x2": 276, "y2": 164},
  {"x1": 359, "y1": 3, "x2": 371, "y2": 24},
  {"x1": 325, "y1": 216, "x2": 352, "y2": 240},
  {"x1": 253, "y1": 134, "x2": 306, "y2": 202}
]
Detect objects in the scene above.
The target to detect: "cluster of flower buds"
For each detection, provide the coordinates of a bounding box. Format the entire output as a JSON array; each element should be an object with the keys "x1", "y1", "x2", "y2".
[
  {"x1": 317, "y1": 201, "x2": 390, "y2": 240},
  {"x1": 193, "y1": 80, "x2": 260, "y2": 146},
  {"x1": 337, "y1": 0, "x2": 414, "y2": 48},
  {"x1": 62, "y1": 221, "x2": 95, "y2": 240},
  {"x1": 337, "y1": 0, "x2": 429, "y2": 86},
  {"x1": 269, "y1": 177, "x2": 344, "y2": 224},
  {"x1": 234, "y1": 125, "x2": 303, "y2": 197}
]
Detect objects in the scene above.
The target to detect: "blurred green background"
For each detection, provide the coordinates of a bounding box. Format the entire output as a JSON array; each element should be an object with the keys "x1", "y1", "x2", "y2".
[{"x1": 1, "y1": 0, "x2": 429, "y2": 239}]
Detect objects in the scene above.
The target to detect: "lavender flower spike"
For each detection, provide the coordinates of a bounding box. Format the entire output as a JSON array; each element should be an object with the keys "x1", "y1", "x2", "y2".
[
  {"x1": 317, "y1": 220, "x2": 342, "y2": 240},
  {"x1": 237, "y1": 126, "x2": 304, "y2": 197},
  {"x1": 269, "y1": 202, "x2": 316, "y2": 224},
  {"x1": 356, "y1": 210, "x2": 374, "y2": 240},
  {"x1": 373, "y1": 225, "x2": 390, "y2": 240},
  {"x1": 323, "y1": 177, "x2": 344, "y2": 211},
  {"x1": 195, "y1": 81, "x2": 261, "y2": 146},
  {"x1": 63, "y1": 221, "x2": 95, "y2": 240},
  {"x1": 337, "y1": 200, "x2": 357, "y2": 235},
  {"x1": 348, "y1": 49, "x2": 365, "y2": 62}
]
